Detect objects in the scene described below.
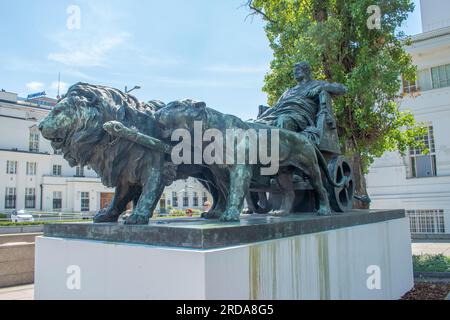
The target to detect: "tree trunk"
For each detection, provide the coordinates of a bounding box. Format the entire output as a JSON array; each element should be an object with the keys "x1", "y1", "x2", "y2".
[{"x1": 345, "y1": 142, "x2": 370, "y2": 209}]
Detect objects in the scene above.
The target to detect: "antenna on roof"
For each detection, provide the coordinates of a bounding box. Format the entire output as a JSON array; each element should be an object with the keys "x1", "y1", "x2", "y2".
[{"x1": 57, "y1": 72, "x2": 61, "y2": 99}]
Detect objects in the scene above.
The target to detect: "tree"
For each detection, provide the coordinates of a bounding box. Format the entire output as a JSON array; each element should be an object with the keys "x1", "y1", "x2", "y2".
[{"x1": 247, "y1": 0, "x2": 424, "y2": 207}]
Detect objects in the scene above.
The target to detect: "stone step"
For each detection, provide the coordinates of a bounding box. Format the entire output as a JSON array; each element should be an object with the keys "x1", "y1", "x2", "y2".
[
  {"x1": 0, "y1": 242, "x2": 35, "y2": 289},
  {"x1": 0, "y1": 233, "x2": 42, "y2": 245}
]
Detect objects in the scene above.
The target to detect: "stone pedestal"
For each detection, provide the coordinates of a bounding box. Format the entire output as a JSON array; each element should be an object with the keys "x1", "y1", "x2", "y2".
[{"x1": 34, "y1": 210, "x2": 413, "y2": 300}]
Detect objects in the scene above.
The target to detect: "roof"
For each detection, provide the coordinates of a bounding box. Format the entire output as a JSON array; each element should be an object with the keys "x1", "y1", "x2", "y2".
[{"x1": 409, "y1": 25, "x2": 450, "y2": 44}]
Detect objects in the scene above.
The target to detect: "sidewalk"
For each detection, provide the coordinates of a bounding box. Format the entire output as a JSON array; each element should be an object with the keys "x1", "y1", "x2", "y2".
[
  {"x1": 0, "y1": 284, "x2": 34, "y2": 300},
  {"x1": 411, "y1": 240, "x2": 450, "y2": 256}
]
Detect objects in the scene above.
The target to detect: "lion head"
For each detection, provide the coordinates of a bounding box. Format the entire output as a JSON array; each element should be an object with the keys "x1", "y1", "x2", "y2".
[
  {"x1": 155, "y1": 99, "x2": 207, "y2": 136},
  {"x1": 39, "y1": 82, "x2": 162, "y2": 187}
]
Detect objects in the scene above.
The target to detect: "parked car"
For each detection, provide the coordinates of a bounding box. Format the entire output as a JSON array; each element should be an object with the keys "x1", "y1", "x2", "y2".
[{"x1": 10, "y1": 209, "x2": 35, "y2": 223}]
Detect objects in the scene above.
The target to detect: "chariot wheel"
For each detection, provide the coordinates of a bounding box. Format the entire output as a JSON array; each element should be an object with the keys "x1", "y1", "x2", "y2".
[
  {"x1": 326, "y1": 156, "x2": 355, "y2": 212},
  {"x1": 246, "y1": 192, "x2": 273, "y2": 214}
]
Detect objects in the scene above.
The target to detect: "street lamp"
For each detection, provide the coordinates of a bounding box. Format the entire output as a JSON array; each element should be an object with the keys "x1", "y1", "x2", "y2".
[{"x1": 125, "y1": 85, "x2": 141, "y2": 94}]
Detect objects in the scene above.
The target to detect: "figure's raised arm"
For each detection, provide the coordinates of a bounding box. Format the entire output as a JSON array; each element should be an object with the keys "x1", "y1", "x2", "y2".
[{"x1": 321, "y1": 82, "x2": 348, "y2": 96}]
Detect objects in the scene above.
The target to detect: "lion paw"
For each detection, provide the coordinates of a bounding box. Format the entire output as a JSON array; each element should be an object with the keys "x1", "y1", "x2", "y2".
[
  {"x1": 317, "y1": 205, "x2": 332, "y2": 216},
  {"x1": 124, "y1": 214, "x2": 150, "y2": 225},
  {"x1": 219, "y1": 209, "x2": 240, "y2": 222},
  {"x1": 201, "y1": 210, "x2": 221, "y2": 219},
  {"x1": 93, "y1": 209, "x2": 120, "y2": 223}
]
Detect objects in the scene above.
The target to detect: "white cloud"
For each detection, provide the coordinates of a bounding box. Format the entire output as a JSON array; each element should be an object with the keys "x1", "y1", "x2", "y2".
[
  {"x1": 26, "y1": 82, "x2": 45, "y2": 91},
  {"x1": 205, "y1": 64, "x2": 268, "y2": 74},
  {"x1": 138, "y1": 54, "x2": 181, "y2": 67},
  {"x1": 149, "y1": 76, "x2": 254, "y2": 89},
  {"x1": 48, "y1": 32, "x2": 131, "y2": 67},
  {"x1": 63, "y1": 69, "x2": 94, "y2": 80}
]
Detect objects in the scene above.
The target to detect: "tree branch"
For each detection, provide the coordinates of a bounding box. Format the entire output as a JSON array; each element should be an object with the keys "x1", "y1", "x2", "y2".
[{"x1": 245, "y1": 0, "x2": 277, "y2": 24}]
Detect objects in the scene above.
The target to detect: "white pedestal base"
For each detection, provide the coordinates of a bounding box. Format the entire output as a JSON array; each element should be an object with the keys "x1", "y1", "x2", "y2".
[{"x1": 35, "y1": 217, "x2": 413, "y2": 300}]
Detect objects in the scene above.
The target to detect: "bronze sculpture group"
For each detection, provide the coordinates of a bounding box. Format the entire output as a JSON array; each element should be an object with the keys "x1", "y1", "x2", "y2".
[{"x1": 39, "y1": 61, "x2": 356, "y2": 224}]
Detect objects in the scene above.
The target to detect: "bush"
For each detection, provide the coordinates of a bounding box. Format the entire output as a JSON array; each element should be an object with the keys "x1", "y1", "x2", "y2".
[
  {"x1": 0, "y1": 219, "x2": 91, "y2": 227},
  {"x1": 169, "y1": 209, "x2": 186, "y2": 217},
  {"x1": 413, "y1": 254, "x2": 450, "y2": 273},
  {"x1": 0, "y1": 213, "x2": 7, "y2": 219}
]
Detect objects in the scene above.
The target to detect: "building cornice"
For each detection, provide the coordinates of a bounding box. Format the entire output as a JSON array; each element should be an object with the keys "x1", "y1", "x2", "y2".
[
  {"x1": 0, "y1": 99, "x2": 53, "y2": 112},
  {"x1": 0, "y1": 148, "x2": 50, "y2": 156},
  {"x1": 0, "y1": 114, "x2": 39, "y2": 122},
  {"x1": 409, "y1": 26, "x2": 450, "y2": 44}
]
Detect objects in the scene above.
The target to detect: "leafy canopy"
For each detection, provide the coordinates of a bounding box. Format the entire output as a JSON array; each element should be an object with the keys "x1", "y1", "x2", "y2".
[{"x1": 248, "y1": 0, "x2": 425, "y2": 171}]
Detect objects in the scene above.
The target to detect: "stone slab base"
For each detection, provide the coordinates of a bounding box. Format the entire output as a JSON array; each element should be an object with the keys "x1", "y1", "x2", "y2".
[
  {"x1": 35, "y1": 213, "x2": 413, "y2": 300},
  {"x1": 0, "y1": 242, "x2": 35, "y2": 288}
]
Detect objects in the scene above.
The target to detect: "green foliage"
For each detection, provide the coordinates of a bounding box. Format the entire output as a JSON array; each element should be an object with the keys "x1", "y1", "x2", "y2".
[
  {"x1": 248, "y1": 0, "x2": 424, "y2": 172},
  {"x1": 169, "y1": 209, "x2": 187, "y2": 216},
  {"x1": 0, "y1": 213, "x2": 7, "y2": 219},
  {"x1": 413, "y1": 254, "x2": 450, "y2": 273}
]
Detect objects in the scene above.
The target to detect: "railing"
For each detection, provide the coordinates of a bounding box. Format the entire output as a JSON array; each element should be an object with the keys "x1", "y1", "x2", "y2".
[{"x1": 407, "y1": 209, "x2": 446, "y2": 234}]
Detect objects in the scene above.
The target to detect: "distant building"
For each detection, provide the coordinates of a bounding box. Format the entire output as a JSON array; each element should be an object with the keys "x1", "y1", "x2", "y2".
[
  {"x1": 367, "y1": 0, "x2": 450, "y2": 235},
  {"x1": 0, "y1": 90, "x2": 211, "y2": 214},
  {"x1": 158, "y1": 179, "x2": 212, "y2": 214},
  {"x1": 420, "y1": 0, "x2": 450, "y2": 32}
]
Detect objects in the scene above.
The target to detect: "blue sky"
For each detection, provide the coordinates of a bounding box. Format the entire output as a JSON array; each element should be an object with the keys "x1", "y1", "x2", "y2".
[{"x1": 0, "y1": 0, "x2": 422, "y2": 120}]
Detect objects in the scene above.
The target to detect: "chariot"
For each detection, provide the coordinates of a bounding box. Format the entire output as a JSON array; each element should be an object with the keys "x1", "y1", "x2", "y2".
[{"x1": 245, "y1": 91, "x2": 356, "y2": 214}]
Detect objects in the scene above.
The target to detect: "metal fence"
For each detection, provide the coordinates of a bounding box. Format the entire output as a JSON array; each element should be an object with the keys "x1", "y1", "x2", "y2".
[{"x1": 406, "y1": 209, "x2": 446, "y2": 234}]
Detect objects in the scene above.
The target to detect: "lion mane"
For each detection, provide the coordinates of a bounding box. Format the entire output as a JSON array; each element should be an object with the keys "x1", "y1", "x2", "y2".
[
  {"x1": 54, "y1": 82, "x2": 164, "y2": 188},
  {"x1": 40, "y1": 83, "x2": 225, "y2": 221}
]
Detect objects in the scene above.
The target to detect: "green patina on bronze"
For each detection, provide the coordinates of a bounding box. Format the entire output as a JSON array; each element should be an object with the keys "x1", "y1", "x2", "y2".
[
  {"x1": 39, "y1": 83, "x2": 225, "y2": 225},
  {"x1": 317, "y1": 233, "x2": 331, "y2": 299},
  {"x1": 249, "y1": 245, "x2": 261, "y2": 300},
  {"x1": 39, "y1": 62, "x2": 358, "y2": 225},
  {"x1": 156, "y1": 96, "x2": 348, "y2": 221}
]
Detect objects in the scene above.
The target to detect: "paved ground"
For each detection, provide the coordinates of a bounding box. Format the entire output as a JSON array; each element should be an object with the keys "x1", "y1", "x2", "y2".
[
  {"x1": 411, "y1": 241, "x2": 450, "y2": 256},
  {"x1": 0, "y1": 284, "x2": 34, "y2": 300}
]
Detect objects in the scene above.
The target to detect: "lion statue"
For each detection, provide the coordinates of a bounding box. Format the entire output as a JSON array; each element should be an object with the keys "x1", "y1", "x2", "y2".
[
  {"x1": 39, "y1": 83, "x2": 225, "y2": 224},
  {"x1": 155, "y1": 100, "x2": 347, "y2": 221}
]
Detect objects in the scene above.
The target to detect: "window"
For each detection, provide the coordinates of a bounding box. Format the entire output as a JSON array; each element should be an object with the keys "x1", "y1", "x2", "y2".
[
  {"x1": 53, "y1": 165, "x2": 62, "y2": 176},
  {"x1": 183, "y1": 191, "x2": 189, "y2": 207},
  {"x1": 53, "y1": 191, "x2": 62, "y2": 210},
  {"x1": 81, "y1": 192, "x2": 89, "y2": 212},
  {"x1": 6, "y1": 160, "x2": 17, "y2": 174},
  {"x1": 409, "y1": 125, "x2": 436, "y2": 178},
  {"x1": 159, "y1": 194, "x2": 166, "y2": 213},
  {"x1": 75, "y1": 166, "x2": 84, "y2": 177},
  {"x1": 407, "y1": 209, "x2": 445, "y2": 234},
  {"x1": 172, "y1": 191, "x2": 178, "y2": 207},
  {"x1": 202, "y1": 192, "x2": 208, "y2": 205},
  {"x1": 26, "y1": 162, "x2": 37, "y2": 175},
  {"x1": 193, "y1": 192, "x2": 199, "y2": 207},
  {"x1": 402, "y1": 77, "x2": 417, "y2": 94},
  {"x1": 29, "y1": 128, "x2": 40, "y2": 152},
  {"x1": 25, "y1": 188, "x2": 36, "y2": 209},
  {"x1": 5, "y1": 188, "x2": 16, "y2": 209},
  {"x1": 431, "y1": 63, "x2": 450, "y2": 89},
  {"x1": 417, "y1": 69, "x2": 432, "y2": 92}
]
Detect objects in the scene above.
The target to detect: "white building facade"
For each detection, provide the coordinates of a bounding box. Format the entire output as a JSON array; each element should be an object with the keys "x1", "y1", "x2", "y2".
[
  {"x1": 0, "y1": 91, "x2": 211, "y2": 215},
  {"x1": 367, "y1": 0, "x2": 450, "y2": 235}
]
